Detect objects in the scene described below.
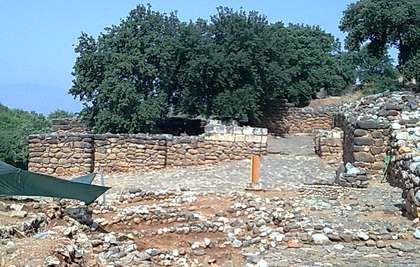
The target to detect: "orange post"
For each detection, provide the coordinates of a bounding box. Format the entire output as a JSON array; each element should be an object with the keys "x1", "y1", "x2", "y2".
[{"x1": 250, "y1": 155, "x2": 260, "y2": 184}]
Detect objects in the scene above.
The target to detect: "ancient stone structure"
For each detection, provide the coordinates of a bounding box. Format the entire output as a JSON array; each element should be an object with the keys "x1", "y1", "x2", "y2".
[
  {"x1": 314, "y1": 128, "x2": 343, "y2": 166},
  {"x1": 28, "y1": 133, "x2": 94, "y2": 176},
  {"x1": 387, "y1": 103, "x2": 420, "y2": 218},
  {"x1": 28, "y1": 122, "x2": 268, "y2": 176},
  {"x1": 252, "y1": 99, "x2": 334, "y2": 135},
  {"x1": 335, "y1": 91, "x2": 419, "y2": 218}
]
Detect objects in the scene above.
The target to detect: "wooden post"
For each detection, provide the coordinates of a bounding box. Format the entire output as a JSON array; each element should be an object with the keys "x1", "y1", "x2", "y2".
[{"x1": 250, "y1": 155, "x2": 260, "y2": 184}]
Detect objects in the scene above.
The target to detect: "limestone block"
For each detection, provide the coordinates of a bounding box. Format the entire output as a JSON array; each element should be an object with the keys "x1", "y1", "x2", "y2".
[{"x1": 245, "y1": 135, "x2": 262, "y2": 143}]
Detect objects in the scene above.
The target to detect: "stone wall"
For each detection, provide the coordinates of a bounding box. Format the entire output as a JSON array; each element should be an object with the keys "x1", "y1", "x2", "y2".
[
  {"x1": 252, "y1": 99, "x2": 334, "y2": 135},
  {"x1": 334, "y1": 91, "x2": 419, "y2": 218},
  {"x1": 28, "y1": 134, "x2": 94, "y2": 176},
  {"x1": 314, "y1": 128, "x2": 343, "y2": 166},
  {"x1": 333, "y1": 92, "x2": 416, "y2": 178},
  {"x1": 28, "y1": 124, "x2": 268, "y2": 176},
  {"x1": 93, "y1": 134, "x2": 168, "y2": 173},
  {"x1": 387, "y1": 111, "x2": 420, "y2": 218}
]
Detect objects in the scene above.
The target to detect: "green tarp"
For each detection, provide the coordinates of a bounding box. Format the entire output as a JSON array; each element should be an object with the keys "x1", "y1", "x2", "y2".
[{"x1": 0, "y1": 161, "x2": 109, "y2": 204}]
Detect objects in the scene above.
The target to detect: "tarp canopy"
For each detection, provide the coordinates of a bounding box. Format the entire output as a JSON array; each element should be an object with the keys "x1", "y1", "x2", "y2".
[{"x1": 0, "y1": 161, "x2": 109, "y2": 204}]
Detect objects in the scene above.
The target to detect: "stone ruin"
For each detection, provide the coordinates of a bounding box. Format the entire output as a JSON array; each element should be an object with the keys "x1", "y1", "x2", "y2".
[
  {"x1": 27, "y1": 91, "x2": 420, "y2": 218},
  {"x1": 28, "y1": 120, "x2": 268, "y2": 176},
  {"x1": 317, "y1": 91, "x2": 420, "y2": 218}
]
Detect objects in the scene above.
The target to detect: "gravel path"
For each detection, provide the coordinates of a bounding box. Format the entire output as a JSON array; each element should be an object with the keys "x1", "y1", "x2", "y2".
[{"x1": 98, "y1": 136, "x2": 335, "y2": 200}]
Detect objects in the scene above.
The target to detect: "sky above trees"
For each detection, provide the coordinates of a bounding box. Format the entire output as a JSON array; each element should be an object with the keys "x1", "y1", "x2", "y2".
[{"x1": 0, "y1": 0, "x2": 358, "y2": 114}]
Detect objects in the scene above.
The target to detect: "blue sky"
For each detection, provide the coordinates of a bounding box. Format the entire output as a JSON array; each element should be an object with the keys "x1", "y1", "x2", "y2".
[{"x1": 0, "y1": 0, "x2": 357, "y2": 114}]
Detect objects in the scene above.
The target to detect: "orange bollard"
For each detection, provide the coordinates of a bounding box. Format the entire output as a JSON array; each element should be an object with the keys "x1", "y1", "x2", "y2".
[{"x1": 250, "y1": 155, "x2": 260, "y2": 184}]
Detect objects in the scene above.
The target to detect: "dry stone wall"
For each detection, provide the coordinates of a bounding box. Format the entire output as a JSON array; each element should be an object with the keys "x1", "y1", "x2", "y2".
[
  {"x1": 28, "y1": 123, "x2": 267, "y2": 176},
  {"x1": 335, "y1": 91, "x2": 419, "y2": 218},
  {"x1": 252, "y1": 100, "x2": 334, "y2": 135},
  {"x1": 28, "y1": 134, "x2": 94, "y2": 176},
  {"x1": 314, "y1": 128, "x2": 343, "y2": 166},
  {"x1": 387, "y1": 108, "x2": 420, "y2": 218},
  {"x1": 93, "y1": 134, "x2": 168, "y2": 173}
]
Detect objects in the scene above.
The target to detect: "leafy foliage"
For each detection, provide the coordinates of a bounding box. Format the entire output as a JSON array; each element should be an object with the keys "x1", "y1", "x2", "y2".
[
  {"x1": 70, "y1": 5, "x2": 355, "y2": 132},
  {"x1": 340, "y1": 0, "x2": 420, "y2": 90},
  {"x1": 0, "y1": 104, "x2": 50, "y2": 168},
  {"x1": 48, "y1": 109, "x2": 75, "y2": 120}
]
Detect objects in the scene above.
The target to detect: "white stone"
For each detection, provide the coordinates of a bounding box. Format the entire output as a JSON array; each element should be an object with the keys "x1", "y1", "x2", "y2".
[
  {"x1": 269, "y1": 232, "x2": 285, "y2": 242},
  {"x1": 257, "y1": 259, "x2": 269, "y2": 267},
  {"x1": 333, "y1": 244, "x2": 345, "y2": 250},
  {"x1": 104, "y1": 233, "x2": 117, "y2": 245},
  {"x1": 232, "y1": 239, "x2": 242, "y2": 248},
  {"x1": 414, "y1": 229, "x2": 420, "y2": 239},
  {"x1": 357, "y1": 231, "x2": 370, "y2": 241},
  {"x1": 204, "y1": 238, "x2": 212, "y2": 247},
  {"x1": 191, "y1": 241, "x2": 201, "y2": 250},
  {"x1": 172, "y1": 249, "x2": 179, "y2": 257},
  {"x1": 391, "y1": 123, "x2": 401, "y2": 130},
  {"x1": 312, "y1": 233, "x2": 330, "y2": 245},
  {"x1": 322, "y1": 227, "x2": 333, "y2": 234}
]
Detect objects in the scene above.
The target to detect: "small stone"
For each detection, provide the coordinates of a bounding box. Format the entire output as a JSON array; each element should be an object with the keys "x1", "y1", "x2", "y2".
[
  {"x1": 376, "y1": 240, "x2": 386, "y2": 248},
  {"x1": 257, "y1": 259, "x2": 269, "y2": 267},
  {"x1": 333, "y1": 244, "x2": 344, "y2": 250},
  {"x1": 312, "y1": 233, "x2": 330, "y2": 245},
  {"x1": 357, "y1": 231, "x2": 370, "y2": 241},
  {"x1": 172, "y1": 249, "x2": 179, "y2": 257},
  {"x1": 365, "y1": 240, "x2": 376, "y2": 247},
  {"x1": 414, "y1": 229, "x2": 420, "y2": 239},
  {"x1": 204, "y1": 238, "x2": 212, "y2": 247},
  {"x1": 287, "y1": 239, "x2": 302, "y2": 248},
  {"x1": 191, "y1": 241, "x2": 201, "y2": 250},
  {"x1": 44, "y1": 256, "x2": 60, "y2": 266},
  {"x1": 232, "y1": 239, "x2": 242, "y2": 248},
  {"x1": 6, "y1": 241, "x2": 16, "y2": 254},
  {"x1": 104, "y1": 233, "x2": 118, "y2": 245}
]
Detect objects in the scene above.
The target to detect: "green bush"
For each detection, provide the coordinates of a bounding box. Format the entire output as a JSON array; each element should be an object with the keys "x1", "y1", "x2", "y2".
[{"x1": 0, "y1": 104, "x2": 51, "y2": 168}]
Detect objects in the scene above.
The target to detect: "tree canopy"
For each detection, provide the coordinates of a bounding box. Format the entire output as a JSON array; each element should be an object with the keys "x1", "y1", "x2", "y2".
[
  {"x1": 0, "y1": 104, "x2": 51, "y2": 168},
  {"x1": 340, "y1": 0, "x2": 420, "y2": 88},
  {"x1": 70, "y1": 5, "x2": 355, "y2": 133}
]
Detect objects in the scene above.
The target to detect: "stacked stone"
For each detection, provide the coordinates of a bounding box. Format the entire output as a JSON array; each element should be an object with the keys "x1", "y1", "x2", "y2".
[
  {"x1": 28, "y1": 133, "x2": 94, "y2": 176},
  {"x1": 93, "y1": 134, "x2": 168, "y2": 173},
  {"x1": 28, "y1": 124, "x2": 268, "y2": 176},
  {"x1": 166, "y1": 124, "x2": 268, "y2": 167},
  {"x1": 251, "y1": 99, "x2": 336, "y2": 135},
  {"x1": 335, "y1": 163, "x2": 369, "y2": 188},
  {"x1": 388, "y1": 106, "x2": 420, "y2": 218},
  {"x1": 286, "y1": 107, "x2": 334, "y2": 134},
  {"x1": 336, "y1": 91, "x2": 419, "y2": 178},
  {"x1": 314, "y1": 128, "x2": 343, "y2": 166},
  {"x1": 51, "y1": 118, "x2": 89, "y2": 133}
]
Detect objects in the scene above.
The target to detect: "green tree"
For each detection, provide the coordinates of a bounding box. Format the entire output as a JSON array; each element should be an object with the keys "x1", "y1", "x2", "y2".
[
  {"x1": 70, "y1": 5, "x2": 355, "y2": 131},
  {"x1": 340, "y1": 0, "x2": 419, "y2": 88},
  {"x1": 70, "y1": 5, "x2": 182, "y2": 133},
  {"x1": 351, "y1": 47, "x2": 399, "y2": 94},
  {"x1": 0, "y1": 104, "x2": 50, "y2": 168}
]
